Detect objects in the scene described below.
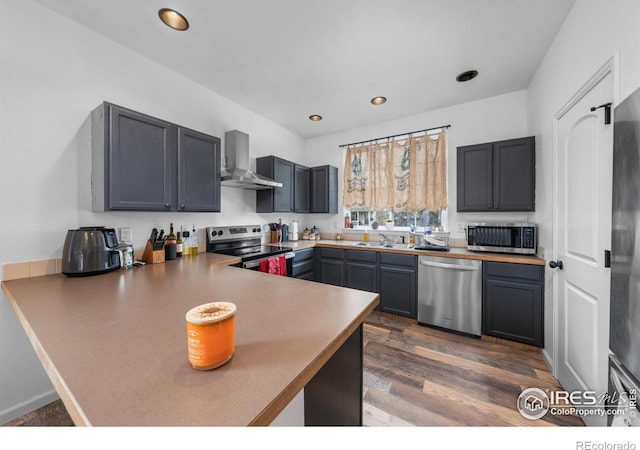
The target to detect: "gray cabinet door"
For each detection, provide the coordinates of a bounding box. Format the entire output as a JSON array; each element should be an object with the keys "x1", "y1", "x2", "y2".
[
  {"x1": 311, "y1": 165, "x2": 338, "y2": 213},
  {"x1": 378, "y1": 254, "x2": 417, "y2": 318},
  {"x1": 256, "y1": 156, "x2": 294, "y2": 212},
  {"x1": 294, "y1": 164, "x2": 310, "y2": 213},
  {"x1": 493, "y1": 137, "x2": 535, "y2": 211},
  {"x1": 456, "y1": 143, "x2": 492, "y2": 212},
  {"x1": 177, "y1": 127, "x2": 221, "y2": 212},
  {"x1": 346, "y1": 250, "x2": 377, "y2": 293},
  {"x1": 317, "y1": 248, "x2": 345, "y2": 286},
  {"x1": 319, "y1": 259, "x2": 345, "y2": 286},
  {"x1": 107, "y1": 104, "x2": 175, "y2": 211},
  {"x1": 378, "y1": 264, "x2": 417, "y2": 318},
  {"x1": 274, "y1": 158, "x2": 294, "y2": 212},
  {"x1": 482, "y1": 261, "x2": 543, "y2": 347}
]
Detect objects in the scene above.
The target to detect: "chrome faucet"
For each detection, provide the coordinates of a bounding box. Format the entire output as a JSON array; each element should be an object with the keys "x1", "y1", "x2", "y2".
[{"x1": 379, "y1": 233, "x2": 391, "y2": 244}]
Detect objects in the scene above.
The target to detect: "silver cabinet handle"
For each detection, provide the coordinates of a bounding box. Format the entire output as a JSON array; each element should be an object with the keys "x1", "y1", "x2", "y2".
[{"x1": 419, "y1": 260, "x2": 480, "y2": 271}]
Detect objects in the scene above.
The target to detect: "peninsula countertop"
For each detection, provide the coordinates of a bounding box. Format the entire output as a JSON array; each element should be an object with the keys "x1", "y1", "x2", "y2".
[{"x1": 1, "y1": 254, "x2": 379, "y2": 426}]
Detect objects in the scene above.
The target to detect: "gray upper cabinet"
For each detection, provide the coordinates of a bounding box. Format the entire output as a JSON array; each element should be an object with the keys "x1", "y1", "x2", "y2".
[
  {"x1": 256, "y1": 156, "x2": 295, "y2": 212},
  {"x1": 256, "y1": 156, "x2": 338, "y2": 214},
  {"x1": 91, "y1": 102, "x2": 220, "y2": 212},
  {"x1": 177, "y1": 127, "x2": 221, "y2": 212},
  {"x1": 294, "y1": 164, "x2": 310, "y2": 213},
  {"x1": 310, "y1": 165, "x2": 338, "y2": 214},
  {"x1": 457, "y1": 136, "x2": 535, "y2": 212}
]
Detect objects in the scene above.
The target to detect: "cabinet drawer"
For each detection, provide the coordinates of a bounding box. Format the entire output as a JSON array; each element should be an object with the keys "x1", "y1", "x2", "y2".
[
  {"x1": 484, "y1": 261, "x2": 542, "y2": 282},
  {"x1": 346, "y1": 249, "x2": 377, "y2": 263},
  {"x1": 292, "y1": 260, "x2": 314, "y2": 277},
  {"x1": 293, "y1": 248, "x2": 314, "y2": 262},
  {"x1": 379, "y1": 252, "x2": 416, "y2": 268},
  {"x1": 319, "y1": 248, "x2": 344, "y2": 260}
]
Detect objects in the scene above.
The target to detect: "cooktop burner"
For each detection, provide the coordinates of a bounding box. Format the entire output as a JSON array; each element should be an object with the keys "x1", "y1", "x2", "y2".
[{"x1": 215, "y1": 244, "x2": 290, "y2": 260}]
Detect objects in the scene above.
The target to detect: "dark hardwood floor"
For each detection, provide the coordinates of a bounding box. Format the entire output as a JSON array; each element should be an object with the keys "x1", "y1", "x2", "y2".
[
  {"x1": 363, "y1": 312, "x2": 583, "y2": 426},
  {"x1": 2, "y1": 312, "x2": 583, "y2": 427}
]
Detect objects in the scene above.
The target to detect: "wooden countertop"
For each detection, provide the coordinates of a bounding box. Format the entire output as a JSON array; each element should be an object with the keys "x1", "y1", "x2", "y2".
[
  {"x1": 1, "y1": 254, "x2": 379, "y2": 426},
  {"x1": 281, "y1": 240, "x2": 545, "y2": 266}
]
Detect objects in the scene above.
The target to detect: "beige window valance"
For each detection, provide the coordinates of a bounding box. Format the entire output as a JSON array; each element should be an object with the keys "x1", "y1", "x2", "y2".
[{"x1": 343, "y1": 130, "x2": 447, "y2": 211}]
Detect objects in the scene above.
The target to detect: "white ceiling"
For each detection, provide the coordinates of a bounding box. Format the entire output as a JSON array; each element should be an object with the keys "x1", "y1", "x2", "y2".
[{"x1": 34, "y1": 0, "x2": 576, "y2": 138}]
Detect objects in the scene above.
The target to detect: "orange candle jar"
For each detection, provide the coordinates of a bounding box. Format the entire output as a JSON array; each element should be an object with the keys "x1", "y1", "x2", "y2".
[{"x1": 186, "y1": 302, "x2": 236, "y2": 370}]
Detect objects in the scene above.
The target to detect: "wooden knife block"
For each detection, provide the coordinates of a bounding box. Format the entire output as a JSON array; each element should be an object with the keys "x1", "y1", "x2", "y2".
[{"x1": 142, "y1": 240, "x2": 165, "y2": 264}]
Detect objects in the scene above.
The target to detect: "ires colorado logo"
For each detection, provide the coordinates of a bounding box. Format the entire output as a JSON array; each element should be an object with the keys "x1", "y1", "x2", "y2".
[
  {"x1": 517, "y1": 387, "x2": 637, "y2": 420},
  {"x1": 517, "y1": 388, "x2": 550, "y2": 419}
]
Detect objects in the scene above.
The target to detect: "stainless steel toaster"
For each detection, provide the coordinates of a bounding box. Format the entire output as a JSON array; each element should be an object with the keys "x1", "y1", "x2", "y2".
[{"x1": 61, "y1": 227, "x2": 121, "y2": 276}]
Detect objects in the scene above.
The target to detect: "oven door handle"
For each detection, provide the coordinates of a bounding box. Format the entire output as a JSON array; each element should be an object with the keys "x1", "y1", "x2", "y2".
[{"x1": 242, "y1": 252, "x2": 295, "y2": 269}]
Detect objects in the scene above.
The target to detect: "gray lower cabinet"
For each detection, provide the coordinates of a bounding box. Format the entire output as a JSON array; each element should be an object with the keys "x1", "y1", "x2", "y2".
[
  {"x1": 482, "y1": 261, "x2": 544, "y2": 347},
  {"x1": 345, "y1": 250, "x2": 377, "y2": 293},
  {"x1": 91, "y1": 102, "x2": 220, "y2": 212},
  {"x1": 292, "y1": 248, "x2": 315, "y2": 280},
  {"x1": 316, "y1": 248, "x2": 345, "y2": 287},
  {"x1": 314, "y1": 248, "x2": 416, "y2": 318},
  {"x1": 378, "y1": 253, "x2": 417, "y2": 319}
]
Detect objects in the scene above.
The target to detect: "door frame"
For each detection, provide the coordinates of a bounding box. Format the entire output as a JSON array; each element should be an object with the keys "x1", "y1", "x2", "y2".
[{"x1": 550, "y1": 56, "x2": 620, "y2": 377}]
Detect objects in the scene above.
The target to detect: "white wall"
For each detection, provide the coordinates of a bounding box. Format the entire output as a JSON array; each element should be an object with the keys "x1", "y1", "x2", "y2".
[
  {"x1": 0, "y1": 1, "x2": 305, "y2": 423},
  {"x1": 527, "y1": 0, "x2": 640, "y2": 370},
  {"x1": 304, "y1": 90, "x2": 530, "y2": 237}
]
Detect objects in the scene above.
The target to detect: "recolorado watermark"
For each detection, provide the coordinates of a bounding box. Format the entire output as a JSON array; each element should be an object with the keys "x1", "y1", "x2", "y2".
[
  {"x1": 575, "y1": 442, "x2": 636, "y2": 450},
  {"x1": 516, "y1": 387, "x2": 637, "y2": 420}
]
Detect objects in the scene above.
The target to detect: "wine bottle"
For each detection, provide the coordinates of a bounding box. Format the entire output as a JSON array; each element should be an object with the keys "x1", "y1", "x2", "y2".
[
  {"x1": 176, "y1": 231, "x2": 183, "y2": 257},
  {"x1": 167, "y1": 223, "x2": 177, "y2": 244}
]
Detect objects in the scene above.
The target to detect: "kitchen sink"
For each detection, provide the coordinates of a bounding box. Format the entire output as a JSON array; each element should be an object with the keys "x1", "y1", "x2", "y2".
[{"x1": 349, "y1": 241, "x2": 412, "y2": 250}]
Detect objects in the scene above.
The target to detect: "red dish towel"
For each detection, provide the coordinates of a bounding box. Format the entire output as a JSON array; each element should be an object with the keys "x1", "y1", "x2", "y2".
[{"x1": 259, "y1": 255, "x2": 287, "y2": 276}]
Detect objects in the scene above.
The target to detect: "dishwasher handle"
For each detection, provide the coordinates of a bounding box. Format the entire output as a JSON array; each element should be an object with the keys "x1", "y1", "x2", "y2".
[{"x1": 419, "y1": 259, "x2": 480, "y2": 271}]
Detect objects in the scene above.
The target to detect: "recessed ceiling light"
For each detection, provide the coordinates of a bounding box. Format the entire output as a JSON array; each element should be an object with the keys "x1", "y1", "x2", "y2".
[
  {"x1": 456, "y1": 70, "x2": 478, "y2": 82},
  {"x1": 371, "y1": 96, "x2": 387, "y2": 105},
  {"x1": 158, "y1": 8, "x2": 189, "y2": 31},
  {"x1": 309, "y1": 115, "x2": 323, "y2": 121}
]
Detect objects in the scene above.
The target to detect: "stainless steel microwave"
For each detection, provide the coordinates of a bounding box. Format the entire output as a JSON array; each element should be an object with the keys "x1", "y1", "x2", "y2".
[{"x1": 466, "y1": 223, "x2": 537, "y2": 255}]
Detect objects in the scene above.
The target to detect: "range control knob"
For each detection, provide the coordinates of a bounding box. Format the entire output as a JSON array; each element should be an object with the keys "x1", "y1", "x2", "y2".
[
  {"x1": 253, "y1": 228, "x2": 260, "y2": 233},
  {"x1": 218, "y1": 230, "x2": 224, "y2": 237},
  {"x1": 210, "y1": 230, "x2": 217, "y2": 237}
]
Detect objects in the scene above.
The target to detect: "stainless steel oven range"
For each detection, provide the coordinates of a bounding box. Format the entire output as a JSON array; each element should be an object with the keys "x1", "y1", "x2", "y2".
[{"x1": 205, "y1": 224, "x2": 294, "y2": 275}]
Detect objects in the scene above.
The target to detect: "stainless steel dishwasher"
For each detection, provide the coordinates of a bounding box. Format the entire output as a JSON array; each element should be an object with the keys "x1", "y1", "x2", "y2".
[{"x1": 417, "y1": 255, "x2": 482, "y2": 337}]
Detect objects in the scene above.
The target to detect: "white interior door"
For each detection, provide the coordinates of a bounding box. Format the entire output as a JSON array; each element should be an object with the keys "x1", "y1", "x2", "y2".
[{"x1": 554, "y1": 68, "x2": 613, "y2": 426}]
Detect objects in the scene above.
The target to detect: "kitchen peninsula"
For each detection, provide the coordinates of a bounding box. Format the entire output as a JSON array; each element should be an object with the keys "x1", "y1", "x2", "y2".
[{"x1": 1, "y1": 254, "x2": 379, "y2": 426}]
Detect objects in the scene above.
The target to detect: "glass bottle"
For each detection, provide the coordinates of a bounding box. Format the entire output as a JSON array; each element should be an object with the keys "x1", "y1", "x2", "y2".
[
  {"x1": 182, "y1": 230, "x2": 191, "y2": 256},
  {"x1": 176, "y1": 231, "x2": 183, "y2": 257},
  {"x1": 191, "y1": 225, "x2": 199, "y2": 255},
  {"x1": 167, "y1": 223, "x2": 177, "y2": 244}
]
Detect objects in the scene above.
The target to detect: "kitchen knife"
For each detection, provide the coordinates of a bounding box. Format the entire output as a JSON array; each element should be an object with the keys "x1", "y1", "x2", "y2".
[{"x1": 149, "y1": 228, "x2": 158, "y2": 245}]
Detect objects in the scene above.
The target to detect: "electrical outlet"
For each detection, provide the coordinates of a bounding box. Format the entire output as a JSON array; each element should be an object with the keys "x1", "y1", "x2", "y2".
[
  {"x1": 457, "y1": 222, "x2": 466, "y2": 233},
  {"x1": 120, "y1": 227, "x2": 132, "y2": 243}
]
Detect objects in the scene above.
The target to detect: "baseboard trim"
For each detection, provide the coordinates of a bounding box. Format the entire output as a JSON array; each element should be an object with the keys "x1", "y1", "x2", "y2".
[
  {"x1": 480, "y1": 335, "x2": 541, "y2": 352},
  {"x1": 0, "y1": 389, "x2": 58, "y2": 426}
]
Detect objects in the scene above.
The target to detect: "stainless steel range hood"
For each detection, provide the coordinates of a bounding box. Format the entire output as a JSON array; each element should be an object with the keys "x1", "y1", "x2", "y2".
[{"x1": 220, "y1": 130, "x2": 283, "y2": 190}]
